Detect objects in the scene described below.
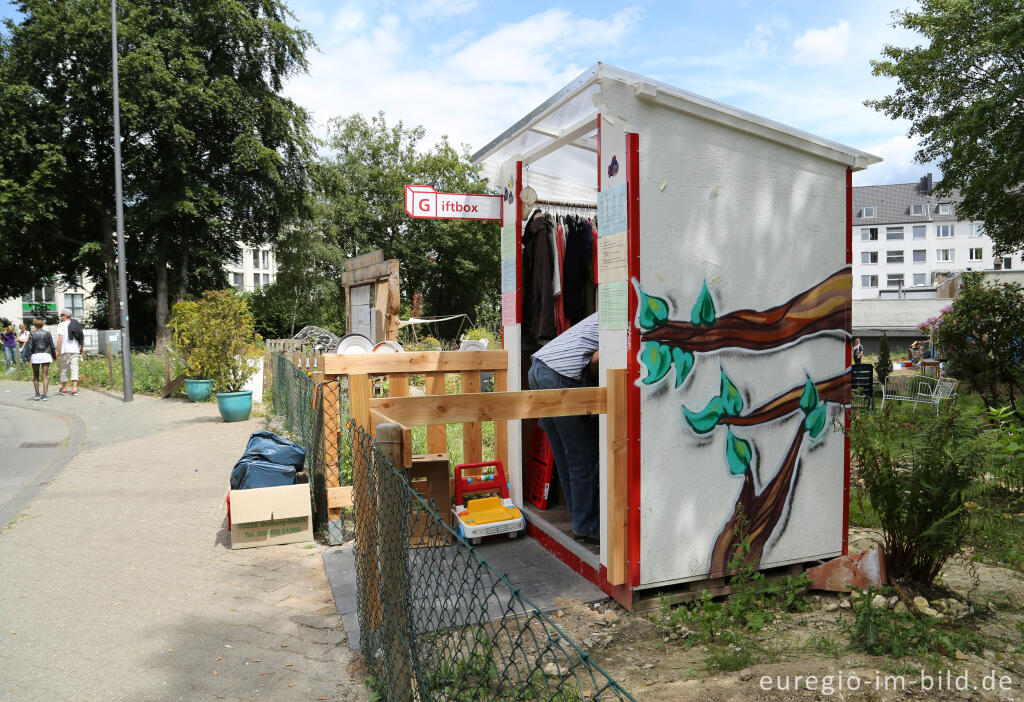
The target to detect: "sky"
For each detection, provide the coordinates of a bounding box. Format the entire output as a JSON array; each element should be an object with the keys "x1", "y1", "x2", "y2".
[{"x1": 2, "y1": 0, "x2": 935, "y2": 186}]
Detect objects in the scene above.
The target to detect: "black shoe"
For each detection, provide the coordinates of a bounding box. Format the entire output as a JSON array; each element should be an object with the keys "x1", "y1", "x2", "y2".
[{"x1": 573, "y1": 532, "x2": 599, "y2": 546}]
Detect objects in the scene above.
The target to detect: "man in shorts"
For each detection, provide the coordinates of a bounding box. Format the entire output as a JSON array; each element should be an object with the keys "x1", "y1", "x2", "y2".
[{"x1": 57, "y1": 308, "x2": 83, "y2": 395}]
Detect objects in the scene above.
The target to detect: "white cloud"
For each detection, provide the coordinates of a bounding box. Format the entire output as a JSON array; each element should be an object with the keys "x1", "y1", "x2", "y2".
[
  {"x1": 286, "y1": 6, "x2": 642, "y2": 154},
  {"x1": 852, "y1": 134, "x2": 941, "y2": 186},
  {"x1": 745, "y1": 23, "x2": 776, "y2": 56},
  {"x1": 406, "y1": 0, "x2": 478, "y2": 22},
  {"x1": 792, "y1": 19, "x2": 850, "y2": 65}
]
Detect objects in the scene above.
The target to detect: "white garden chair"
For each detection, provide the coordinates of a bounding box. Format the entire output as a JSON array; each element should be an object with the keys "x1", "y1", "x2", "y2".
[{"x1": 880, "y1": 375, "x2": 958, "y2": 413}]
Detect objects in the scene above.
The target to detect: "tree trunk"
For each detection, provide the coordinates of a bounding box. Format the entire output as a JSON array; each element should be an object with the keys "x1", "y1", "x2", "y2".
[
  {"x1": 154, "y1": 243, "x2": 171, "y2": 359},
  {"x1": 178, "y1": 250, "x2": 189, "y2": 302},
  {"x1": 103, "y1": 210, "x2": 119, "y2": 329}
]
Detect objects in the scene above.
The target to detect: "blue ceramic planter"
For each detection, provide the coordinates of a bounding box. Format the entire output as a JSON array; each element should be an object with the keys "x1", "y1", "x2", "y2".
[
  {"x1": 184, "y1": 379, "x2": 214, "y2": 402},
  {"x1": 216, "y1": 390, "x2": 253, "y2": 422}
]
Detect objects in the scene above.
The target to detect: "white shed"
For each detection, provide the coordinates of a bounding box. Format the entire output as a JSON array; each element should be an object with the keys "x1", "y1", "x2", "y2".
[{"x1": 473, "y1": 63, "x2": 881, "y2": 604}]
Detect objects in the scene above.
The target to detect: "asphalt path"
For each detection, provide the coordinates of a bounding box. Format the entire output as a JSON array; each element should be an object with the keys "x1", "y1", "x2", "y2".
[{"x1": 0, "y1": 397, "x2": 83, "y2": 528}]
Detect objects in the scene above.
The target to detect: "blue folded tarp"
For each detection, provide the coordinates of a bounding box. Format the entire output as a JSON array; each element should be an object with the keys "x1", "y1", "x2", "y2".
[{"x1": 230, "y1": 431, "x2": 307, "y2": 490}]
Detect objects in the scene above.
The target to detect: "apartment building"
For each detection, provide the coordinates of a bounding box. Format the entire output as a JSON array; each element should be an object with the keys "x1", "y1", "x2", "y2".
[
  {"x1": 0, "y1": 276, "x2": 96, "y2": 328},
  {"x1": 852, "y1": 174, "x2": 1023, "y2": 299},
  {"x1": 224, "y1": 243, "x2": 278, "y2": 293}
]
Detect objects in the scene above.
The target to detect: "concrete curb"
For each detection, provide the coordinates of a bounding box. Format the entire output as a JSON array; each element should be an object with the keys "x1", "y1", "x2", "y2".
[{"x1": 0, "y1": 401, "x2": 88, "y2": 527}]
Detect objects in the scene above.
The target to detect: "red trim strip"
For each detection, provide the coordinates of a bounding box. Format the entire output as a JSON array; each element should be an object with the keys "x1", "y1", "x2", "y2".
[
  {"x1": 525, "y1": 523, "x2": 633, "y2": 609},
  {"x1": 596, "y1": 114, "x2": 602, "y2": 194},
  {"x1": 625, "y1": 132, "x2": 642, "y2": 587},
  {"x1": 516, "y1": 161, "x2": 524, "y2": 325},
  {"x1": 843, "y1": 167, "x2": 853, "y2": 556}
]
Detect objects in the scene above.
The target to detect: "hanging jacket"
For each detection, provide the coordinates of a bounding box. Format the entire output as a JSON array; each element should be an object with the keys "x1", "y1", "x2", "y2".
[
  {"x1": 562, "y1": 217, "x2": 594, "y2": 325},
  {"x1": 522, "y1": 212, "x2": 557, "y2": 345}
]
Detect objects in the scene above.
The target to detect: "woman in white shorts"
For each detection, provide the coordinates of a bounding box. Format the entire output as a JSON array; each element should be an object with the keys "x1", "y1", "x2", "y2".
[{"x1": 24, "y1": 318, "x2": 56, "y2": 400}]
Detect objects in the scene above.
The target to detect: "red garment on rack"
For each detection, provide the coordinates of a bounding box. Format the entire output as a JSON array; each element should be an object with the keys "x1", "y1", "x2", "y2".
[{"x1": 554, "y1": 219, "x2": 570, "y2": 334}]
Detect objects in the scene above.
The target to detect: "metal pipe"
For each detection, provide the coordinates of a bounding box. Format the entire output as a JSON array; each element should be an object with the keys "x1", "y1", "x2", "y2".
[{"x1": 111, "y1": 0, "x2": 133, "y2": 401}]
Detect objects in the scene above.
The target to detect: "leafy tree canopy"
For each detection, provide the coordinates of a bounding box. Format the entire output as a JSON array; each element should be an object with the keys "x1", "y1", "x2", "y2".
[
  {"x1": 0, "y1": 0, "x2": 315, "y2": 345},
  {"x1": 869, "y1": 0, "x2": 1024, "y2": 254},
  {"x1": 311, "y1": 113, "x2": 500, "y2": 333}
]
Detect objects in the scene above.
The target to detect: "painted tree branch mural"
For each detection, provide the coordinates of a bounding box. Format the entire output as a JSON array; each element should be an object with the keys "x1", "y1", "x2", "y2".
[{"x1": 635, "y1": 269, "x2": 849, "y2": 575}]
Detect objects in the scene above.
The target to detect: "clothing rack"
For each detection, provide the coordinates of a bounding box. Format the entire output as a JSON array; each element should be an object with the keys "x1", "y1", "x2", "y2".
[{"x1": 534, "y1": 198, "x2": 597, "y2": 210}]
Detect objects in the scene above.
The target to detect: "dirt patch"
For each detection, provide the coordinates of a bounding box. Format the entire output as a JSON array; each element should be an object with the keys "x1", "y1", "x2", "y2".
[{"x1": 548, "y1": 535, "x2": 1024, "y2": 701}]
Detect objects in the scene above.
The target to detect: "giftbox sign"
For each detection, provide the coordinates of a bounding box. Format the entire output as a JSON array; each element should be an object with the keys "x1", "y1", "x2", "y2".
[{"x1": 405, "y1": 185, "x2": 502, "y2": 221}]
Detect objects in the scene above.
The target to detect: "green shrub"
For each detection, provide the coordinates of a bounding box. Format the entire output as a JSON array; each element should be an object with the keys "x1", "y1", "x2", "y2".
[
  {"x1": 849, "y1": 405, "x2": 985, "y2": 584},
  {"x1": 170, "y1": 290, "x2": 262, "y2": 393}
]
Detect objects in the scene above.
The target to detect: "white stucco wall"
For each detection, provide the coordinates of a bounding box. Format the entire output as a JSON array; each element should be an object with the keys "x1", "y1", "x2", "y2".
[{"x1": 598, "y1": 81, "x2": 848, "y2": 587}]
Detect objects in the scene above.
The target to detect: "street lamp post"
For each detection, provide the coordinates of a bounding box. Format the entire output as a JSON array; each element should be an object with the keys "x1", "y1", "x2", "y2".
[{"x1": 111, "y1": 0, "x2": 133, "y2": 401}]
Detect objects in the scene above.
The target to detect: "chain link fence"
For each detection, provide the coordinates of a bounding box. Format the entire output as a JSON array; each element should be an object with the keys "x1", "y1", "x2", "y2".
[
  {"x1": 268, "y1": 353, "x2": 633, "y2": 700},
  {"x1": 348, "y1": 422, "x2": 634, "y2": 701}
]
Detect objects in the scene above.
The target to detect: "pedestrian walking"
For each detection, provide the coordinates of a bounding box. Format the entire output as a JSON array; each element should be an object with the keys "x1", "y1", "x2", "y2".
[
  {"x1": 852, "y1": 337, "x2": 864, "y2": 364},
  {"x1": 2, "y1": 325, "x2": 16, "y2": 371},
  {"x1": 24, "y1": 318, "x2": 56, "y2": 400},
  {"x1": 16, "y1": 323, "x2": 29, "y2": 356},
  {"x1": 57, "y1": 308, "x2": 83, "y2": 395}
]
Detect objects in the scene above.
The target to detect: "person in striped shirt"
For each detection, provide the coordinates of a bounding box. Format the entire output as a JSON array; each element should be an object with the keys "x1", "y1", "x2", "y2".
[{"x1": 528, "y1": 312, "x2": 600, "y2": 545}]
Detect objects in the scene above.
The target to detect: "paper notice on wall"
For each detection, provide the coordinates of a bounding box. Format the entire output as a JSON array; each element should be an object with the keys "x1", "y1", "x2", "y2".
[
  {"x1": 598, "y1": 281, "x2": 628, "y2": 330},
  {"x1": 501, "y1": 258, "x2": 516, "y2": 293},
  {"x1": 500, "y1": 224, "x2": 516, "y2": 261},
  {"x1": 597, "y1": 184, "x2": 627, "y2": 237},
  {"x1": 598, "y1": 232, "x2": 627, "y2": 283},
  {"x1": 501, "y1": 291, "x2": 516, "y2": 326}
]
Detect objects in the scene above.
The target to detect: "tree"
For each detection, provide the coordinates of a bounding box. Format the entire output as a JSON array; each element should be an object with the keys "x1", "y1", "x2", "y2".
[
  {"x1": 934, "y1": 278, "x2": 1024, "y2": 411},
  {"x1": 0, "y1": 0, "x2": 315, "y2": 348},
  {"x1": 312, "y1": 113, "x2": 500, "y2": 335},
  {"x1": 868, "y1": 0, "x2": 1024, "y2": 254},
  {"x1": 876, "y1": 333, "x2": 892, "y2": 388}
]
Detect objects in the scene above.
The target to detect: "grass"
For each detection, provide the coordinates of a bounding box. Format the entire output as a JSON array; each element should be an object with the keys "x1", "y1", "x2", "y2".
[{"x1": 2, "y1": 351, "x2": 186, "y2": 396}]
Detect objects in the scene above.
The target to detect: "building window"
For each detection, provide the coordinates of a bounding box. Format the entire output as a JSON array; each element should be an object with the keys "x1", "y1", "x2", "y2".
[
  {"x1": 235, "y1": 246, "x2": 244, "y2": 266},
  {"x1": 861, "y1": 227, "x2": 878, "y2": 241},
  {"x1": 22, "y1": 285, "x2": 56, "y2": 323},
  {"x1": 863, "y1": 205, "x2": 876, "y2": 218},
  {"x1": 912, "y1": 225, "x2": 926, "y2": 239},
  {"x1": 936, "y1": 249, "x2": 954, "y2": 262},
  {"x1": 886, "y1": 226, "x2": 904, "y2": 240},
  {"x1": 263, "y1": 273, "x2": 270, "y2": 286},
  {"x1": 913, "y1": 249, "x2": 926, "y2": 263},
  {"x1": 968, "y1": 248, "x2": 983, "y2": 261},
  {"x1": 262, "y1": 250, "x2": 269, "y2": 269},
  {"x1": 887, "y1": 274, "x2": 904, "y2": 288},
  {"x1": 64, "y1": 293, "x2": 84, "y2": 319},
  {"x1": 1003, "y1": 257, "x2": 1013, "y2": 270},
  {"x1": 913, "y1": 273, "x2": 926, "y2": 286},
  {"x1": 911, "y1": 203, "x2": 925, "y2": 216},
  {"x1": 253, "y1": 272, "x2": 260, "y2": 288},
  {"x1": 861, "y1": 275, "x2": 878, "y2": 288},
  {"x1": 233, "y1": 273, "x2": 244, "y2": 292},
  {"x1": 887, "y1": 250, "x2": 904, "y2": 264},
  {"x1": 938, "y1": 203, "x2": 952, "y2": 215},
  {"x1": 973, "y1": 222, "x2": 985, "y2": 237},
  {"x1": 861, "y1": 251, "x2": 878, "y2": 264},
  {"x1": 252, "y1": 249, "x2": 260, "y2": 269},
  {"x1": 936, "y1": 224, "x2": 954, "y2": 238}
]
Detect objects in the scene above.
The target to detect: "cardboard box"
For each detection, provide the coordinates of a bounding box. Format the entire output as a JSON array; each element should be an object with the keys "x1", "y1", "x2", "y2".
[{"x1": 229, "y1": 483, "x2": 312, "y2": 549}]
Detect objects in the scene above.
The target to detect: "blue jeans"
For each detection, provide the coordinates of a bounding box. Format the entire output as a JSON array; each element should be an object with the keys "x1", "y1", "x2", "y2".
[
  {"x1": 528, "y1": 358, "x2": 599, "y2": 538},
  {"x1": 3, "y1": 346, "x2": 14, "y2": 368}
]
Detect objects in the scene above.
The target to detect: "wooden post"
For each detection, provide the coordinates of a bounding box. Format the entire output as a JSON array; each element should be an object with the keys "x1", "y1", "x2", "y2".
[
  {"x1": 106, "y1": 345, "x2": 115, "y2": 387},
  {"x1": 376, "y1": 422, "x2": 412, "y2": 700},
  {"x1": 351, "y1": 373, "x2": 382, "y2": 635},
  {"x1": 493, "y1": 369, "x2": 508, "y2": 472},
  {"x1": 460, "y1": 370, "x2": 482, "y2": 466},
  {"x1": 424, "y1": 372, "x2": 447, "y2": 454},
  {"x1": 606, "y1": 369, "x2": 628, "y2": 586},
  {"x1": 322, "y1": 381, "x2": 342, "y2": 521}
]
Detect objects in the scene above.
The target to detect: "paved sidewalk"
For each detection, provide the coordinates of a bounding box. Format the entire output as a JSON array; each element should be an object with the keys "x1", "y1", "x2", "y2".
[{"x1": 0, "y1": 382, "x2": 365, "y2": 701}]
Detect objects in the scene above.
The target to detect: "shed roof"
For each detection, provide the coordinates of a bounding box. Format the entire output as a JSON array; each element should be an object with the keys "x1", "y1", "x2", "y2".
[{"x1": 471, "y1": 63, "x2": 881, "y2": 185}]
